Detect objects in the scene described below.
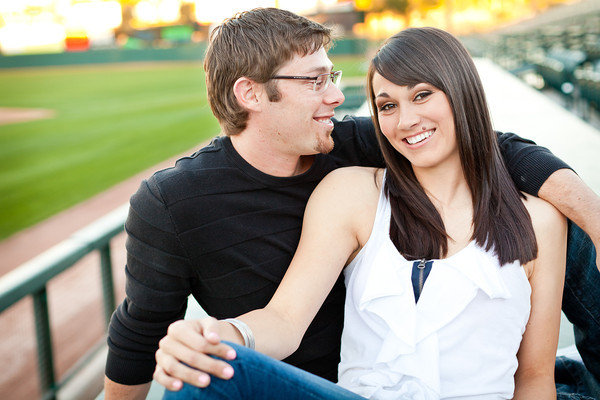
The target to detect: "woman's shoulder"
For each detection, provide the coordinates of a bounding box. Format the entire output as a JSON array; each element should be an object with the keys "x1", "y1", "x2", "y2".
[
  {"x1": 307, "y1": 167, "x2": 382, "y2": 227},
  {"x1": 308, "y1": 167, "x2": 383, "y2": 256},
  {"x1": 323, "y1": 166, "x2": 381, "y2": 182},
  {"x1": 316, "y1": 167, "x2": 382, "y2": 197},
  {"x1": 521, "y1": 193, "x2": 565, "y2": 233}
]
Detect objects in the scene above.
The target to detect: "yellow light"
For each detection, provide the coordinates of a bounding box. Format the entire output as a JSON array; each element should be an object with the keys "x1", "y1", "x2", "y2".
[
  {"x1": 65, "y1": 1, "x2": 122, "y2": 31},
  {"x1": 133, "y1": 0, "x2": 181, "y2": 25},
  {"x1": 362, "y1": 11, "x2": 405, "y2": 40},
  {"x1": 0, "y1": 21, "x2": 66, "y2": 55},
  {"x1": 355, "y1": 0, "x2": 372, "y2": 10}
]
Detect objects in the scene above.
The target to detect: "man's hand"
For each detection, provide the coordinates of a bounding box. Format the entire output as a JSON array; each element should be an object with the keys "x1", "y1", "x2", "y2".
[{"x1": 154, "y1": 318, "x2": 238, "y2": 391}]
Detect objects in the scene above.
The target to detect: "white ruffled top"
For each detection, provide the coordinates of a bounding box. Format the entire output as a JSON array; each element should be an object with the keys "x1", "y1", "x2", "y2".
[{"x1": 337, "y1": 174, "x2": 531, "y2": 400}]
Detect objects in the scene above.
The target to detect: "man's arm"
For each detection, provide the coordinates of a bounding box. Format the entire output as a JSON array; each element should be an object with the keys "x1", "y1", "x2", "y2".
[
  {"x1": 538, "y1": 169, "x2": 600, "y2": 270},
  {"x1": 104, "y1": 178, "x2": 193, "y2": 399},
  {"x1": 104, "y1": 378, "x2": 150, "y2": 400},
  {"x1": 497, "y1": 131, "x2": 599, "y2": 269}
]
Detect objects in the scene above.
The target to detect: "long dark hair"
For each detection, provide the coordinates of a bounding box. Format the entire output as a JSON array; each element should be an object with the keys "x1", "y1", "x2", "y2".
[{"x1": 367, "y1": 27, "x2": 537, "y2": 265}]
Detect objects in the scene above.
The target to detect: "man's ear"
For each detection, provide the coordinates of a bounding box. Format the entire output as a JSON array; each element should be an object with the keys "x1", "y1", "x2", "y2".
[{"x1": 233, "y1": 77, "x2": 263, "y2": 112}]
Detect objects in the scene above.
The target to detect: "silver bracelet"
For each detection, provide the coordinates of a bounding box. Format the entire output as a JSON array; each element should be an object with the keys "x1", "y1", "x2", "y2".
[{"x1": 224, "y1": 318, "x2": 255, "y2": 350}]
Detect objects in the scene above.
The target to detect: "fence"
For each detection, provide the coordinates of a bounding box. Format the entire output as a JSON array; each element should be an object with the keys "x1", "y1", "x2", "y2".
[{"x1": 0, "y1": 204, "x2": 128, "y2": 400}]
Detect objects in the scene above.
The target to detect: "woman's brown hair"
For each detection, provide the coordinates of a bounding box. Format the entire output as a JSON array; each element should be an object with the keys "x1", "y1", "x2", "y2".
[{"x1": 367, "y1": 27, "x2": 537, "y2": 265}]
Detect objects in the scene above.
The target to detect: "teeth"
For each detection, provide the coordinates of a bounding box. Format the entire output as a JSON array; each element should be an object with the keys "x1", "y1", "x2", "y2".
[
  {"x1": 315, "y1": 117, "x2": 333, "y2": 126},
  {"x1": 406, "y1": 130, "x2": 433, "y2": 145}
]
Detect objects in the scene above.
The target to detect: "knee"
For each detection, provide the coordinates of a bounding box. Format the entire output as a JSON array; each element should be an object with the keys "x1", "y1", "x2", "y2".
[
  {"x1": 221, "y1": 341, "x2": 257, "y2": 366},
  {"x1": 163, "y1": 382, "x2": 203, "y2": 399}
]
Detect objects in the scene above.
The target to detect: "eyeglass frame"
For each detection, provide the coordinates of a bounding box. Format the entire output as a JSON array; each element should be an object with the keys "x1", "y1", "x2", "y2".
[{"x1": 270, "y1": 70, "x2": 342, "y2": 92}]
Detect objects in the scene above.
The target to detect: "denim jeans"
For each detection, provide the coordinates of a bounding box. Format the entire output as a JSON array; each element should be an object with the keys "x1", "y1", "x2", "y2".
[
  {"x1": 162, "y1": 346, "x2": 598, "y2": 400},
  {"x1": 164, "y1": 222, "x2": 599, "y2": 399},
  {"x1": 562, "y1": 222, "x2": 600, "y2": 398},
  {"x1": 163, "y1": 342, "x2": 365, "y2": 400},
  {"x1": 556, "y1": 356, "x2": 600, "y2": 400}
]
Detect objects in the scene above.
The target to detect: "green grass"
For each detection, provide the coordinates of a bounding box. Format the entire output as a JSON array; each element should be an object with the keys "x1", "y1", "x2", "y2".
[
  {"x1": 0, "y1": 55, "x2": 365, "y2": 240},
  {"x1": 0, "y1": 61, "x2": 219, "y2": 239},
  {"x1": 331, "y1": 54, "x2": 370, "y2": 81}
]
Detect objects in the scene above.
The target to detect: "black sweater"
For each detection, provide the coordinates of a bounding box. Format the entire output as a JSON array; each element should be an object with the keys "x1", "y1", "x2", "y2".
[{"x1": 106, "y1": 116, "x2": 570, "y2": 384}]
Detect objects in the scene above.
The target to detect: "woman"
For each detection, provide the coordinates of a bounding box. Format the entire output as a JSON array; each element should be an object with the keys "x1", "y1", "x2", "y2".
[{"x1": 162, "y1": 27, "x2": 567, "y2": 399}]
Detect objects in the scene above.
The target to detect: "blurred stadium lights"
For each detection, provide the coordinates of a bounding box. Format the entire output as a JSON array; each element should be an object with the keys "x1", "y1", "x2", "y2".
[
  {"x1": 0, "y1": 0, "x2": 588, "y2": 56},
  {"x1": 0, "y1": 0, "x2": 338, "y2": 55},
  {"x1": 0, "y1": 0, "x2": 122, "y2": 55},
  {"x1": 133, "y1": 0, "x2": 180, "y2": 25},
  {"x1": 0, "y1": 20, "x2": 66, "y2": 55},
  {"x1": 189, "y1": 0, "x2": 339, "y2": 24}
]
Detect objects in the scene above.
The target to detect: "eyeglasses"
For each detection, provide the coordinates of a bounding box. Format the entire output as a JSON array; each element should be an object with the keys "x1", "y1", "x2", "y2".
[{"x1": 270, "y1": 70, "x2": 342, "y2": 92}]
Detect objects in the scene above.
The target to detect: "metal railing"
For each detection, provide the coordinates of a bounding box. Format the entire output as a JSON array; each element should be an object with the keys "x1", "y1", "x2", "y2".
[{"x1": 0, "y1": 204, "x2": 129, "y2": 400}]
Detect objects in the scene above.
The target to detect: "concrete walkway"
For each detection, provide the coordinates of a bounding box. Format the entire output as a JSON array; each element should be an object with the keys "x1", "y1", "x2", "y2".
[{"x1": 477, "y1": 58, "x2": 600, "y2": 191}]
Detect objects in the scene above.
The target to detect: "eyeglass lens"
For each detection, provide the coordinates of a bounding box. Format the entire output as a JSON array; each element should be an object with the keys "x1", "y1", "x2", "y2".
[{"x1": 314, "y1": 72, "x2": 341, "y2": 92}]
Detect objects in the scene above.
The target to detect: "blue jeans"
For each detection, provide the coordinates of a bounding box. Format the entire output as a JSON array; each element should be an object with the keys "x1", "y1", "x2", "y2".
[
  {"x1": 562, "y1": 222, "x2": 600, "y2": 396},
  {"x1": 556, "y1": 356, "x2": 600, "y2": 399},
  {"x1": 162, "y1": 346, "x2": 598, "y2": 400},
  {"x1": 163, "y1": 342, "x2": 364, "y2": 400}
]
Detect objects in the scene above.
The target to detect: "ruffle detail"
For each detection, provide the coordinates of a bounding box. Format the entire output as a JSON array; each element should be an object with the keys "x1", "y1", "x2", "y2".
[
  {"x1": 355, "y1": 239, "x2": 514, "y2": 397},
  {"x1": 356, "y1": 371, "x2": 440, "y2": 400}
]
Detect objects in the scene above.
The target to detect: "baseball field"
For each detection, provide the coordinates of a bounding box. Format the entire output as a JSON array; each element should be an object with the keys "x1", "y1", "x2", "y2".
[{"x1": 0, "y1": 55, "x2": 367, "y2": 240}]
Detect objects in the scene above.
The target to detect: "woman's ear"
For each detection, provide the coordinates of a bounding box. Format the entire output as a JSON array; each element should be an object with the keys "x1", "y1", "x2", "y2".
[{"x1": 233, "y1": 77, "x2": 263, "y2": 112}]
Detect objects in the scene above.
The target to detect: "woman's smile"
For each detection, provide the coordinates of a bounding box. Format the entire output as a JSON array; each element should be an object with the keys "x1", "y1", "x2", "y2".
[{"x1": 404, "y1": 128, "x2": 436, "y2": 146}]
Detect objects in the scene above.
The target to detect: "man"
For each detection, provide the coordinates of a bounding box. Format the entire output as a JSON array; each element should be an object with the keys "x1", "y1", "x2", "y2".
[{"x1": 104, "y1": 8, "x2": 600, "y2": 400}]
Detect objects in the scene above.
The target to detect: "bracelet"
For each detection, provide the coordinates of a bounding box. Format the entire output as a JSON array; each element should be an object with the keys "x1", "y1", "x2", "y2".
[{"x1": 224, "y1": 318, "x2": 255, "y2": 350}]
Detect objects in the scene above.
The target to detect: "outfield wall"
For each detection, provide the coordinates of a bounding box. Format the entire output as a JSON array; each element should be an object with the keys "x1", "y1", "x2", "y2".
[
  {"x1": 0, "y1": 44, "x2": 208, "y2": 69},
  {"x1": 0, "y1": 39, "x2": 368, "y2": 69}
]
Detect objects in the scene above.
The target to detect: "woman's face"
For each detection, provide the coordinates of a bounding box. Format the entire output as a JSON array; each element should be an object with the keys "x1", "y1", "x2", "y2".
[{"x1": 372, "y1": 72, "x2": 459, "y2": 171}]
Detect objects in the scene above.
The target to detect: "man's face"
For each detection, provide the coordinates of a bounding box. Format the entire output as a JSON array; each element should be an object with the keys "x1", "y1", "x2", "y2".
[{"x1": 260, "y1": 47, "x2": 345, "y2": 156}]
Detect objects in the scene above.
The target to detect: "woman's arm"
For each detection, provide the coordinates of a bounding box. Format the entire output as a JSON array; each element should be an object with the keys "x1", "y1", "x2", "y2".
[
  {"x1": 154, "y1": 167, "x2": 380, "y2": 390},
  {"x1": 514, "y1": 195, "x2": 567, "y2": 399}
]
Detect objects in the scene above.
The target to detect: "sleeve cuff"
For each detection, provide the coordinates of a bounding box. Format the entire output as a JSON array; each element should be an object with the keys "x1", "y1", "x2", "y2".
[
  {"x1": 105, "y1": 347, "x2": 155, "y2": 385},
  {"x1": 510, "y1": 149, "x2": 573, "y2": 196}
]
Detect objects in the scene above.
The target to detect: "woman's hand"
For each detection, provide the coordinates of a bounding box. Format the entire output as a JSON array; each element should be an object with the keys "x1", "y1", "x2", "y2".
[{"x1": 153, "y1": 318, "x2": 239, "y2": 391}]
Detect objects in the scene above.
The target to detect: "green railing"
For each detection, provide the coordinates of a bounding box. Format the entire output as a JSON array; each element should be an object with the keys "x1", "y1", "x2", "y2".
[{"x1": 0, "y1": 204, "x2": 128, "y2": 400}]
